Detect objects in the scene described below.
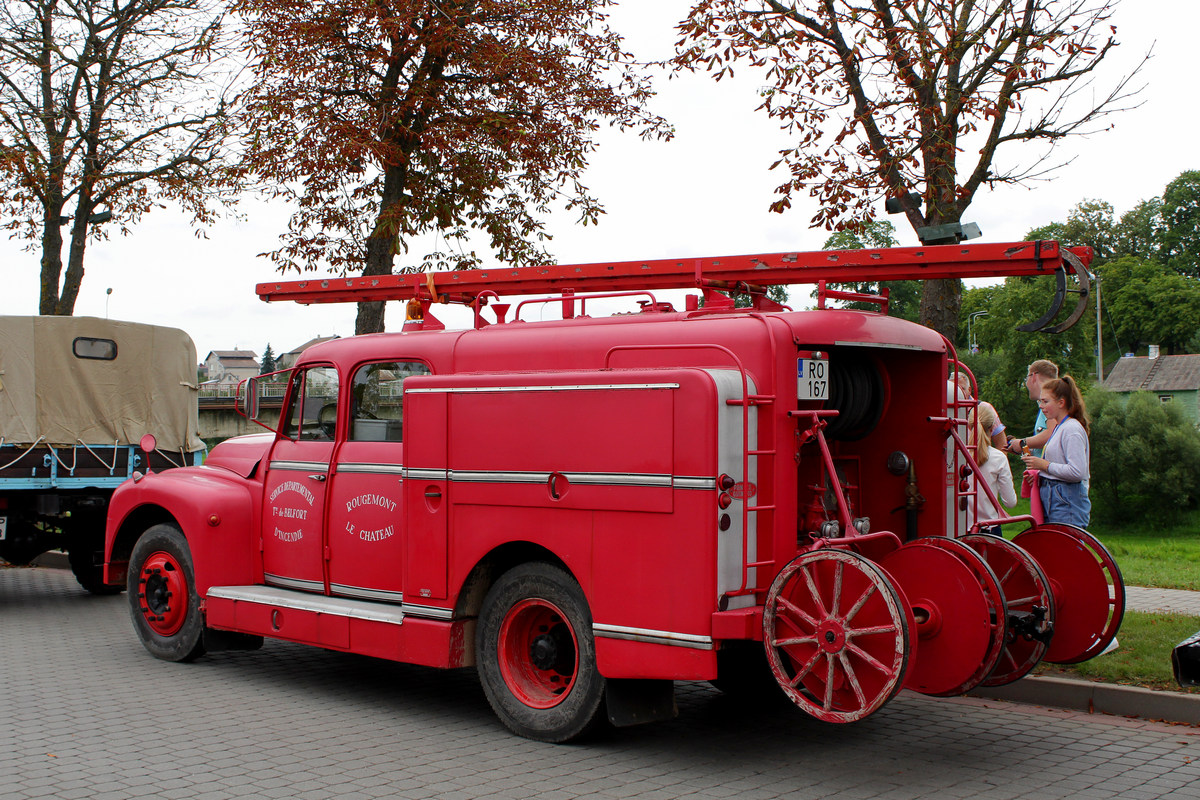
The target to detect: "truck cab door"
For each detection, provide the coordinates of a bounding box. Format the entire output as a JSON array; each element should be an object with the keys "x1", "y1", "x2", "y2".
[
  {"x1": 325, "y1": 360, "x2": 429, "y2": 603},
  {"x1": 261, "y1": 365, "x2": 339, "y2": 593}
]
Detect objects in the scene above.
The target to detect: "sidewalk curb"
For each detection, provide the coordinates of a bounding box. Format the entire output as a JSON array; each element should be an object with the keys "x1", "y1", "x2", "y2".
[{"x1": 970, "y1": 674, "x2": 1200, "y2": 726}]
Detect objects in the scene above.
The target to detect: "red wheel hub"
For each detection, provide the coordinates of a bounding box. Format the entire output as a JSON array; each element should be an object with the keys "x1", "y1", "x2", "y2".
[
  {"x1": 879, "y1": 542, "x2": 991, "y2": 696},
  {"x1": 497, "y1": 598, "x2": 578, "y2": 709},
  {"x1": 914, "y1": 537, "x2": 1008, "y2": 696},
  {"x1": 138, "y1": 551, "x2": 188, "y2": 636}
]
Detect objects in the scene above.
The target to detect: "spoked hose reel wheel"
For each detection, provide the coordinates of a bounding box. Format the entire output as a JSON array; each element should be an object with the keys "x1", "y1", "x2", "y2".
[{"x1": 763, "y1": 549, "x2": 912, "y2": 723}]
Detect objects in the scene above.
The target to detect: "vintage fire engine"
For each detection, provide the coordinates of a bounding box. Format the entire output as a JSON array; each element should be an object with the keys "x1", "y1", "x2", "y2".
[{"x1": 103, "y1": 240, "x2": 1123, "y2": 741}]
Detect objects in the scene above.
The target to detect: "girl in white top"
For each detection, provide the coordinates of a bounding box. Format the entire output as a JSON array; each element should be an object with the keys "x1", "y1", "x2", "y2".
[{"x1": 972, "y1": 404, "x2": 1017, "y2": 533}]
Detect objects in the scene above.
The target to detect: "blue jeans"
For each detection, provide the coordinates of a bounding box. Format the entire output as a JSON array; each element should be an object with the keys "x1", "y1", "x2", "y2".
[{"x1": 1040, "y1": 478, "x2": 1091, "y2": 527}]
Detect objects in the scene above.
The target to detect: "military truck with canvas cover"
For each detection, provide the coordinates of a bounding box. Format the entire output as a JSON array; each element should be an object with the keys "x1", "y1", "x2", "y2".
[{"x1": 0, "y1": 316, "x2": 205, "y2": 592}]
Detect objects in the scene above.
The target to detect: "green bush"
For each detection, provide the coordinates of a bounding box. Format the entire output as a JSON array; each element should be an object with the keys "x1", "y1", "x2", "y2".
[{"x1": 1089, "y1": 389, "x2": 1200, "y2": 523}]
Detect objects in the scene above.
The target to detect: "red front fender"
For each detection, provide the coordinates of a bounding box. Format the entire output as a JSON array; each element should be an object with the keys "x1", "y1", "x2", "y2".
[{"x1": 104, "y1": 464, "x2": 263, "y2": 594}]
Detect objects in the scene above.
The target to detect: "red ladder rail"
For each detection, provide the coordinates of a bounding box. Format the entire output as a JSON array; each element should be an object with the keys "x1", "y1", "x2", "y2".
[{"x1": 256, "y1": 240, "x2": 1092, "y2": 305}]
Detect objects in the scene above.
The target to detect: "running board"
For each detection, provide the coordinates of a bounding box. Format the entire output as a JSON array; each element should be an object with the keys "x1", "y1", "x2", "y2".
[{"x1": 205, "y1": 585, "x2": 471, "y2": 668}]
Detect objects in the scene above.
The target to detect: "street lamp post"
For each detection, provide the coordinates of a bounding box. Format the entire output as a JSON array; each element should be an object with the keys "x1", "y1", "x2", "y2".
[{"x1": 968, "y1": 310, "x2": 988, "y2": 353}]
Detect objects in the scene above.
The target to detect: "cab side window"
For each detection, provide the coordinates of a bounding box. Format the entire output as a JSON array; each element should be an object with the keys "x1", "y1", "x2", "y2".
[
  {"x1": 349, "y1": 361, "x2": 430, "y2": 442},
  {"x1": 282, "y1": 366, "x2": 341, "y2": 441}
]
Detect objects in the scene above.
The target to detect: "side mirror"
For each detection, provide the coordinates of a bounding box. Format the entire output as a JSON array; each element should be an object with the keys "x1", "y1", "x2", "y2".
[{"x1": 237, "y1": 376, "x2": 261, "y2": 419}]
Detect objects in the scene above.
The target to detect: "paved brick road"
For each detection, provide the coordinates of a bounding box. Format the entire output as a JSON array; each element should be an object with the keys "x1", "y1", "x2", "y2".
[{"x1": 4, "y1": 565, "x2": 1200, "y2": 800}]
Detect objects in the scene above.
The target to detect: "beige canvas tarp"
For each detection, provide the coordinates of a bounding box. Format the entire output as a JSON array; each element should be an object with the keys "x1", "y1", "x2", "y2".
[{"x1": 0, "y1": 316, "x2": 204, "y2": 452}]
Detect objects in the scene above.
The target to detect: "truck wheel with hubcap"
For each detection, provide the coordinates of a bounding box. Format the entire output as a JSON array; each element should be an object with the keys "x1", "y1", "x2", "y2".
[
  {"x1": 128, "y1": 523, "x2": 206, "y2": 662},
  {"x1": 476, "y1": 562, "x2": 605, "y2": 742}
]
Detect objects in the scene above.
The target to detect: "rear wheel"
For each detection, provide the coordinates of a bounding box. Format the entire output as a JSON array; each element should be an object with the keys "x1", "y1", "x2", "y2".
[
  {"x1": 476, "y1": 563, "x2": 605, "y2": 742},
  {"x1": 128, "y1": 524, "x2": 206, "y2": 662},
  {"x1": 68, "y1": 508, "x2": 122, "y2": 595}
]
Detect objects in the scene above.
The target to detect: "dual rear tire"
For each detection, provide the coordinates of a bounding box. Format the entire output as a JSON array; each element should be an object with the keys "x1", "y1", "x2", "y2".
[{"x1": 476, "y1": 563, "x2": 605, "y2": 742}]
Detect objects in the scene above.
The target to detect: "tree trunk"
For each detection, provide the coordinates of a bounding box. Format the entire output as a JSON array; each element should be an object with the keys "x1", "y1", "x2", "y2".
[
  {"x1": 38, "y1": 208, "x2": 65, "y2": 315},
  {"x1": 919, "y1": 279, "x2": 962, "y2": 341},
  {"x1": 57, "y1": 204, "x2": 93, "y2": 315},
  {"x1": 355, "y1": 162, "x2": 409, "y2": 335},
  {"x1": 916, "y1": 194, "x2": 963, "y2": 341}
]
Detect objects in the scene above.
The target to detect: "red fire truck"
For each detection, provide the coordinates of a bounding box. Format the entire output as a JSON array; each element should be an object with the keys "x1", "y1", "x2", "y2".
[{"x1": 103, "y1": 241, "x2": 1123, "y2": 741}]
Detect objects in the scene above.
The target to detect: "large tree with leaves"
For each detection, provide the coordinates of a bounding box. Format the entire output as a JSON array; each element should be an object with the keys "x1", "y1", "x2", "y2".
[
  {"x1": 0, "y1": 0, "x2": 239, "y2": 315},
  {"x1": 235, "y1": 0, "x2": 669, "y2": 335},
  {"x1": 675, "y1": 0, "x2": 1142, "y2": 338}
]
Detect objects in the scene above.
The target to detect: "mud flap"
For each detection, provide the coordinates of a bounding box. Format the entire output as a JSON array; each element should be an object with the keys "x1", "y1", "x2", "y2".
[
  {"x1": 203, "y1": 628, "x2": 264, "y2": 652},
  {"x1": 605, "y1": 679, "x2": 678, "y2": 727}
]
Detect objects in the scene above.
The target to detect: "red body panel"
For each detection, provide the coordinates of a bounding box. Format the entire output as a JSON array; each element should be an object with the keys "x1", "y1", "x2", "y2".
[{"x1": 107, "y1": 299, "x2": 954, "y2": 682}]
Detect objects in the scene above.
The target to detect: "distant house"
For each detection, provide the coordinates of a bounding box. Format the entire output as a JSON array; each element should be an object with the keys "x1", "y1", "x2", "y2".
[
  {"x1": 202, "y1": 350, "x2": 261, "y2": 386},
  {"x1": 1102, "y1": 353, "x2": 1200, "y2": 424},
  {"x1": 278, "y1": 336, "x2": 339, "y2": 371}
]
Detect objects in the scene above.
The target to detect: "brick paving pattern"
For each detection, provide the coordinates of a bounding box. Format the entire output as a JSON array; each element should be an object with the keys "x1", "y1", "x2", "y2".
[
  {"x1": 1126, "y1": 586, "x2": 1200, "y2": 617},
  {"x1": 3, "y1": 565, "x2": 1200, "y2": 800}
]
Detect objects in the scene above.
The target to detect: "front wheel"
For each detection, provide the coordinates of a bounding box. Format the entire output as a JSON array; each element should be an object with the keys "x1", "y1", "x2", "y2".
[
  {"x1": 127, "y1": 524, "x2": 206, "y2": 662},
  {"x1": 476, "y1": 563, "x2": 605, "y2": 742}
]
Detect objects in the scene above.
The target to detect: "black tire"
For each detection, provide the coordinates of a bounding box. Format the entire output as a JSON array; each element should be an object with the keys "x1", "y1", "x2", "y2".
[
  {"x1": 68, "y1": 541, "x2": 123, "y2": 595},
  {"x1": 476, "y1": 562, "x2": 605, "y2": 742},
  {"x1": 127, "y1": 523, "x2": 207, "y2": 662},
  {"x1": 0, "y1": 518, "x2": 48, "y2": 566},
  {"x1": 68, "y1": 510, "x2": 123, "y2": 595}
]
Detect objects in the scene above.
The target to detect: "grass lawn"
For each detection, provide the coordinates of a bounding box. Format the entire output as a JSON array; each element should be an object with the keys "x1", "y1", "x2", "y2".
[{"x1": 1035, "y1": 610, "x2": 1200, "y2": 694}]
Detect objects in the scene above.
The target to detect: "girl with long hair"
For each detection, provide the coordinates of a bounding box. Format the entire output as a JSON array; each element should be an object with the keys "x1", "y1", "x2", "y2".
[{"x1": 1021, "y1": 375, "x2": 1091, "y2": 526}]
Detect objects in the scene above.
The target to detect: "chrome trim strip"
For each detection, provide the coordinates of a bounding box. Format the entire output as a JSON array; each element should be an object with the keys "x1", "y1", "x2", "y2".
[
  {"x1": 404, "y1": 467, "x2": 449, "y2": 480},
  {"x1": 269, "y1": 460, "x2": 329, "y2": 472},
  {"x1": 335, "y1": 463, "x2": 405, "y2": 475},
  {"x1": 408, "y1": 383, "x2": 680, "y2": 395},
  {"x1": 447, "y1": 470, "x2": 673, "y2": 488},
  {"x1": 451, "y1": 470, "x2": 546, "y2": 485},
  {"x1": 674, "y1": 476, "x2": 717, "y2": 490},
  {"x1": 592, "y1": 623, "x2": 714, "y2": 650},
  {"x1": 834, "y1": 340, "x2": 922, "y2": 351},
  {"x1": 263, "y1": 573, "x2": 325, "y2": 593},
  {"x1": 401, "y1": 602, "x2": 455, "y2": 621},
  {"x1": 564, "y1": 472, "x2": 671, "y2": 487},
  {"x1": 330, "y1": 583, "x2": 404, "y2": 604},
  {"x1": 209, "y1": 585, "x2": 405, "y2": 625}
]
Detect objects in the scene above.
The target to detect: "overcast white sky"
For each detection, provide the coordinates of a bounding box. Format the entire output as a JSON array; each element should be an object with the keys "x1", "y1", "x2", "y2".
[{"x1": 2, "y1": 0, "x2": 1194, "y2": 362}]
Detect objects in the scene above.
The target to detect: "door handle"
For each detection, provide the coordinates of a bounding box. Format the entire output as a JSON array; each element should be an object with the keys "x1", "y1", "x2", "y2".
[{"x1": 308, "y1": 474, "x2": 327, "y2": 482}]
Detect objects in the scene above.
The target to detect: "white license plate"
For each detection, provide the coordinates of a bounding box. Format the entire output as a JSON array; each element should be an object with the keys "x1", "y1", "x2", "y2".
[
  {"x1": 0, "y1": 515, "x2": 6, "y2": 541},
  {"x1": 797, "y1": 358, "x2": 829, "y2": 400}
]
